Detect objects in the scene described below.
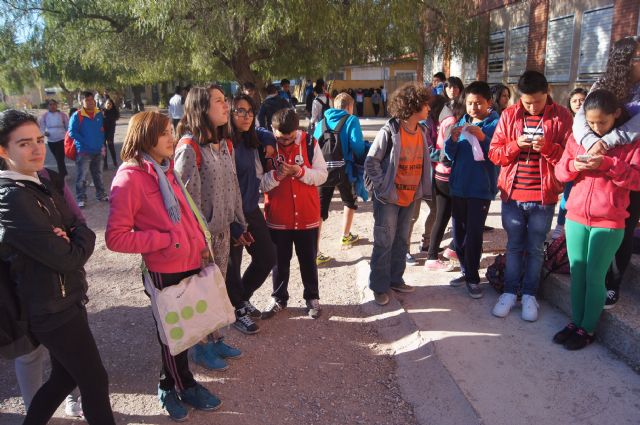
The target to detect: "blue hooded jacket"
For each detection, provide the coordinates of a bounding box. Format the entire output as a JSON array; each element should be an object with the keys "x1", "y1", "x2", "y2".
[
  {"x1": 68, "y1": 108, "x2": 105, "y2": 154},
  {"x1": 444, "y1": 110, "x2": 500, "y2": 200},
  {"x1": 313, "y1": 108, "x2": 368, "y2": 201}
]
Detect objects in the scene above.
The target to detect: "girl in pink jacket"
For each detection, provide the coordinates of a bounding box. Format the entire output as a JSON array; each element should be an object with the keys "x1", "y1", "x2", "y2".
[
  {"x1": 554, "y1": 90, "x2": 640, "y2": 351},
  {"x1": 105, "y1": 112, "x2": 220, "y2": 421}
]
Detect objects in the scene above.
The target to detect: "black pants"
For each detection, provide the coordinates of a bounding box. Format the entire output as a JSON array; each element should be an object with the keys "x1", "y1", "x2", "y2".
[
  {"x1": 606, "y1": 190, "x2": 640, "y2": 291},
  {"x1": 103, "y1": 128, "x2": 117, "y2": 169},
  {"x1": 428, "y1": 179, "x2": 454, "y2": 260},
  {"x1": 319, "y1": 169, "x2": 357, "y2": 221},
  {"x1": 24, "y1": 307, "x2": 115, "y2": 425},
  {"x1": 47, "y1": 141, "x2": 67, "y2": 177},
  {"x1": 146, "y1": 269, "x2": 198, "y2": 392},
  {"x1": 451, "y1": 197, "x2": 490, "y2": 284},
  {"x1": 226, "y1": 208, "x2": 276, "y2": 309},
  {"x1": 356, "y1": 102, "x2": 364, "y2": 117},
  {"x1": 372, "y1": 103, "x2": 380, "y2": 116},
  {"x1": 270, "y1": 228, "x2": 319, "y2": 303}
]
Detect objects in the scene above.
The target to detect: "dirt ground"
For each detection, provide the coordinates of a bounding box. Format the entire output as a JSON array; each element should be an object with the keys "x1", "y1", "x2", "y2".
[{"x1": 0, "y1": 115, "x2": 416, "y2": 425}]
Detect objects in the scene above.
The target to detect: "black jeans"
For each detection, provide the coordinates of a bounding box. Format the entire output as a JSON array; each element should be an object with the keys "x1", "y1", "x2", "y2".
[
  {"x1": 270, "y1": 228, "x2": 319, "y2": 303},
  {"x1": 372, "y1": 103, "x2": 380, "y2": 116},
  {"x1": 319, "y1": 169, "x2": 358, "y2": 221},
  {"x1": 24, "y1": 307, "x2": 115, "y2": 425},
  {"x1": 146, "y1": 269, "x2": 199, "y2": 392},
  {"x1": 226, "y1": 208, "x2": 276, "y2": 309},
  {"x1": 451, "y1": 197, "x2": 490, "y2": 284},
  {"x1": 103, "y1": 128, "x2": 117, "y2": 169},
  {"x1": 47, "y1": 141, "x2": 67, "y2": 177},
  {"x1": 428, "y1": 179, "x2": 454, "y2": 260},
  {"x1": 606, "y1": 190, "x2": 640, "y2": 291}
]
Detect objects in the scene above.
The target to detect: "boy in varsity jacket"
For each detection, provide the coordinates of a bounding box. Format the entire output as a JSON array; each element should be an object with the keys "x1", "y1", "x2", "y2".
[
  {"x1": 260, "y1": 108, "x2": 328, "y2": 319},
  {"x1": 488, "y1": 71, "x2": 572, "y2": 321}
]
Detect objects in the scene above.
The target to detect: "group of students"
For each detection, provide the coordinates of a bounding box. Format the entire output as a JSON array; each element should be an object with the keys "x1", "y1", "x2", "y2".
[
  {"x1": 2, "y1": 35, "x2": 639, "y2": 424},
  {"x1": 0, "y1": 81, "x2": 374, "y2": 422},
  {"x1": 366, "y1": 35, "x2": 640, "y2": 354}
]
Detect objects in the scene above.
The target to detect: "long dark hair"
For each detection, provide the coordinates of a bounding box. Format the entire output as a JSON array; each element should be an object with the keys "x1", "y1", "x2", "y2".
[
  {"x1": 566, "y1": 87, "x2": 588, "y2": 115},
  {"x1": 583, "y1": 89, "x2": 630, "y2": 130},
  {"x1": 177, "y1": 84, "x2": 228, "y2": 145},
  {"x1": 597, "y1": 36, "x2": 640, "y2": 103},
  {"x1": 490, "y1": 84, "x2": 511, "y2": 114},
  {"x1": 230, "y1": 94, "x2": 260, "y2": 149},
  {"x1": 444, "y1": 77, "x2": 464, "y2": 102}
]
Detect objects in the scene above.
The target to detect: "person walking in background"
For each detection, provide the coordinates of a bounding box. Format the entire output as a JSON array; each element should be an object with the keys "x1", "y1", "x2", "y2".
[
  {"x1": 552, "y1": 87, "x2": 588, "y2": 239},
  {"x1": 444, "y1": 81, "x2": 499, "y2": 299},
  {"x1": 365, "y1": 83, "x2": 432, "y2": 306},
  {"x1": 488, "y1": 71, "x2": 572, "y2": 321},
  {"x1": 102, "y1": 98, "x2": 120, "y2": 170},
  {"x1": 260, "y1": 108, "x2": 328, "y2": 319},
  {"x1": 371, "y1": 89, "x2": 382, "y2": 117},
  {"x1": 106, "y1": 111, "x2": 222, "y2": 421},
  {"x1": 309, "y1": 79, "x2": 330, "y2": 134},
  {"x1": 174, "y1": 85, "x2": 246, "y2": 369},
  {"x1": 168, "y1": 86, "x2": 185, "y2": 132},
  {"x1": 69, "y1": 91, "x2": 109, "y2": 208},
  {"x1": 38, "y1": 99, "x2": 69, "y2": 177},
  {"x1": 554, "y1": 89, "x2": 640, "y2": 350},
  {"x1": 355, "y1": 89, "x2": 364, "y2": 117}
]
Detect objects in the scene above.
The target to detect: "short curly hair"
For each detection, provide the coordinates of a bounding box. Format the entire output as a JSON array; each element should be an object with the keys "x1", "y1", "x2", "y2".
[{"x1": 387, "y1": 83, "x2": 432, "y2": 121}]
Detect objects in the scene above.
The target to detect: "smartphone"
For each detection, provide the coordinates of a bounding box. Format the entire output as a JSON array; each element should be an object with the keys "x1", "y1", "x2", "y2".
[{"x1": 576, "y1": 154, "x2": 592, "y2": 162}]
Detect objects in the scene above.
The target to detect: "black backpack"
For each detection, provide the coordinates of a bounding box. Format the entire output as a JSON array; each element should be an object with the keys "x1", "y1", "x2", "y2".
[
  {"x1": 315, "y1": 97, "x2": 331, "y2": 115},
  {"x1": 317, "y1": 115, "x2": 349, "y2": 187}
]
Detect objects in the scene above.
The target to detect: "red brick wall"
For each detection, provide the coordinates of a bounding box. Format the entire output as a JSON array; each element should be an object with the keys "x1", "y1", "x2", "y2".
[
  {"x1": 611, "y1": 0, "x2": 640, "y2": 42},
  {"x1": 526, "y1": 0, "x2": 549, "y2": 72},
  {"x1": 473, "y1": 0, "x2": 522, "y2": 16}
]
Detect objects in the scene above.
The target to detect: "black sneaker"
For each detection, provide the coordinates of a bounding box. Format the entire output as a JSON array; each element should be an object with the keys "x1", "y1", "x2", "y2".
[
  {"x1": 552, "y1": 323, "x2": 577, "y2": 344},
  {"x1": 564, "y1": 328, "x2": 595, "y2": 351},
  {"x1": 466, "y1": 282, "x2": 483, "y2": 299},
  {"x1": 603, "y1": 289, "x2": 619, "y2": 310},
  {"x1": 233, "y1": 309, "x2": 260, "y2": 335},
  {"x1": 243, "y1": 300, "x2": 262, "y2": 320},
  {"x1": 449, "y1": 273, "x2": 466, "y2": 287},
  {"x1": 261, "y1": 299, "x2": 286, "y2": 319},
  {"x1": 306, "y1": 299, "x2": 321, "y2": 319}
]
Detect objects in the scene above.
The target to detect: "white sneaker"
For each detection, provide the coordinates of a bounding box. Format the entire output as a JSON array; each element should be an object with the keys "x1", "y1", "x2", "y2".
[
  {"x1": 492, "y1": 293, "x2": 517, "y2": 318},
  {"x1": 521, "y1": 295, "x2": 539, "y2": 322},
  {"x1": 551, "y1": 224, "x2": 564, "y2": 240},
  {"x1": 65, "y1": 397, "x2": 83, "y2": 417}
]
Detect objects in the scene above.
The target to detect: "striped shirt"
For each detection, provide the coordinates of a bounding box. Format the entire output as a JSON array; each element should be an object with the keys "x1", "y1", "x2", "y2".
[{"x1": 511, "y1": 114, "x2": 543, "y2": 202}]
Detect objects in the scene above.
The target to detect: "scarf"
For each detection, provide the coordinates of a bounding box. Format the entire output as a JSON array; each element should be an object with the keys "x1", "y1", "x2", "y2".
[{"x1": 142, "y1": 153, "x2": 181, "y2": 224}]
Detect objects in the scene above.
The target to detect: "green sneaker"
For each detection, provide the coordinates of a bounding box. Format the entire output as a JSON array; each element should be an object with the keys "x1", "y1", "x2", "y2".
[
  {"x1": 316, "y1": 252, "x2": 333, "y2": 265},
  {"x1": 341, "y1": 232, "x2": 359, "y2": 246}
]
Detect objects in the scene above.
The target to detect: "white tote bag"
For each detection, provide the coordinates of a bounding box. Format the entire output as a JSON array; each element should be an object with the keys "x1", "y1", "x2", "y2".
[
  {"x1": 143, "y1": 263, "x2": 235, "y2": 356},
  {"x1": 143, "y1": 173, "x2": 235, "y2": 356}
]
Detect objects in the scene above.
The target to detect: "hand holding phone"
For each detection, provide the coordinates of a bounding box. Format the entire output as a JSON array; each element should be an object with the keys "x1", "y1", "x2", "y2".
[
  {"x1": 576, "y1": 154, "x2": 592, "y2": 163},
  {"x1": 516, "y1": 134, "x2": 533, "y2": 149}
]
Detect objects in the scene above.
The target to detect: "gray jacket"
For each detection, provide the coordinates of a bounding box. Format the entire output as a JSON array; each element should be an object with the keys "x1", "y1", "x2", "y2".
[
  {"x1": 364, "y1": 118, "x2": 432, "y2": 204},
  {"x1": 174, "y1": 139, "x2": 247, "y2": 236}
]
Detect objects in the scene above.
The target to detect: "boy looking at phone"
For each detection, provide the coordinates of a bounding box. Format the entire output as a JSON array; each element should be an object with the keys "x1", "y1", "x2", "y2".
[{"x1": 488, "y1": 71, "x2": 573, "y2": 321}]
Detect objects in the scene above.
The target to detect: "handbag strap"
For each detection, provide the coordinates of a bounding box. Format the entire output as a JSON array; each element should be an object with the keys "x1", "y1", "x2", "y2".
[{"x1": 173, "y1": 171, "x2": 215, "y2": 260}]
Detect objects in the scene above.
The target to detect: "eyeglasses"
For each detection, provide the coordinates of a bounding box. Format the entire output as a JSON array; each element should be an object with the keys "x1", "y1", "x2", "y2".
[
  {"x1": 632, "y1": 57, "x2": 640, "y2": 63},
  {"x1": 232, "y1": 108, "x2": 254, "y2": 118}
]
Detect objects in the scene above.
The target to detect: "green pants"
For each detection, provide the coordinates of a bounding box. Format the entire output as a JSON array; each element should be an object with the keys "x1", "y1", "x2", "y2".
[{"x1": 565, "y1": 219, "x2": 624, "y2": 333}]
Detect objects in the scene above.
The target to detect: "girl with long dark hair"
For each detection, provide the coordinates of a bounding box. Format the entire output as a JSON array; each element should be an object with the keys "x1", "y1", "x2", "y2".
[
  {"x1": 573, "y1": 36, "x2": 640, "y2": 308},
  {"x1": 226, "y1": 93, "x2": 277, "y2": 333}
]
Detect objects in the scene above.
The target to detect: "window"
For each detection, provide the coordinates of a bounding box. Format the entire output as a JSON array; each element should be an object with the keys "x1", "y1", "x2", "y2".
[
  {"x1": 488, "y1": 31, "x2": 506, "y2": 83},
  {"x1": 507, "y1": 26, "x2": 529, "y2": 82},
  {"x1": 545, "y1": 15, "x2": 575, "y2": 83},
  {"x1": 578, "y1": 6, "x2": 614, "y2": 80}
]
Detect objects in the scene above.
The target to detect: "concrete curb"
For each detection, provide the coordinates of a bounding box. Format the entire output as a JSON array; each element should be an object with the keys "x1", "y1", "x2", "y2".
[
  {"x1": 354, "y1": 261, "x2": 481, "y2": 425},
  {"x1": 540, "y1": 272, "x2": 640, "y2": 371}
]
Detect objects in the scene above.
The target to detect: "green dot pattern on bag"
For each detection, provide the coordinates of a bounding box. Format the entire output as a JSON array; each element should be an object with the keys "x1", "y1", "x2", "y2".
[
  {"x1": 165, "y1": 311, "x2": 179, "y2": 325},
  {"x1": 195, "y1": 300, "x2": 207, "y2": 313},
  {"x1": 170, "y1": 327, "x2": 184, "y2": 340},
  {"x1": 181, "y1": 306, "x2": 194, "y2": 320}
]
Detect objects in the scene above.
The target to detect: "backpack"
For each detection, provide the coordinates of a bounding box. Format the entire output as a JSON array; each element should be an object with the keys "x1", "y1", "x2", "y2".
[
  {"x1": 317, "y1": 115, "x2": 349, "y2": 187},
  {"x1": 486, "y1": 253, "x2": 524, "y2": 298},
  {"x1": 315, "y1": 97, "x2": 330, "y2": 115},
  {"x1": 63, "y1": 112, "x2": 83, "y2": 160},
  {"x1": 176, "y1": 137, "x2": 234, "y2": 169},
  {"x1": 543, "y1": 234, "x2": 570, "y2": 278}
]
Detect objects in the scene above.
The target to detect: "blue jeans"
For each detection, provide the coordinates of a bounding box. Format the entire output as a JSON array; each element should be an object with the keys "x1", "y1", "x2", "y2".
[
  {"x1": 502, "y1": 200, "x2": 555, "y2": 296},
  {"x1": 368, "y1": 197, "x2": 414, "y2": 293},
  {"x1": 75, "y1": 152, "x2": 106, "y2": 202}
]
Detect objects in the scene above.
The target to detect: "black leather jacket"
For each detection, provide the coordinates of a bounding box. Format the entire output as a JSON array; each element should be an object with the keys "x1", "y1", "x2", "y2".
[{"x1": 0, "y1": 176, "x2": 95, "y2": 319}]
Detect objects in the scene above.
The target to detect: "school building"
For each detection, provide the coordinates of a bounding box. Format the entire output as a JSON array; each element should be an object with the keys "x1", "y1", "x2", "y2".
[{"x1": 424, "y1": 0, "x2": 640, "y2": 104}]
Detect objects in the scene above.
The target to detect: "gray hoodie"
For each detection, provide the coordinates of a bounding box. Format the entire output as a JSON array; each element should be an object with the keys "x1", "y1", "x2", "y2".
[{"x1": 364, "y1": 118, "x2": 432, "y2": 204}]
